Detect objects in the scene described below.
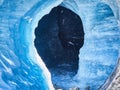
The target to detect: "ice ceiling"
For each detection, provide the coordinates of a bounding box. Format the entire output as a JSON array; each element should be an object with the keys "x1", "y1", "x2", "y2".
[{"x1": 0, "y1": 0, "x2": 120, "y2": 90}]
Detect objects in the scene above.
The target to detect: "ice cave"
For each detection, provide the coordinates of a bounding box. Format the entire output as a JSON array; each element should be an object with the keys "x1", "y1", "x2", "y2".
[{"x1": 0, "y1": 0, "x2": 120, "y2": 90}]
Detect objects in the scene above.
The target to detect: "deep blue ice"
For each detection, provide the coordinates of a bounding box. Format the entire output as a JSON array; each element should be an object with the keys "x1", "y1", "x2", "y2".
[{"x1": 0, "y1": 0, "x2": 119, "y2": 90}]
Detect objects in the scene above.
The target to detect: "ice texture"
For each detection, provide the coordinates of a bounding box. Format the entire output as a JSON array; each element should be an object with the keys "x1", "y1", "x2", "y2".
[
  {"x1": 0, "y1": 0, "x2": 120, "y2": 90},
  {"x1": 53, "y1": 1, "x2": 120, "y2": 89},
  {"x1": 0, "y1": 0, "x2": 63, "y2": 90}
]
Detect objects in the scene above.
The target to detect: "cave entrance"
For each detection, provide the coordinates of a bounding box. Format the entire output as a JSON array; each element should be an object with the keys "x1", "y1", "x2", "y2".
[{"x1": 34, "y1": 6, "x2": 84, "y2": 88}]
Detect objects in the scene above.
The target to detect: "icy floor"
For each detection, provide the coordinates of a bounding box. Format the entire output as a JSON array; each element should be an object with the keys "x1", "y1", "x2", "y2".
[
  {"x1": 50, "y1": 66, "x2": 105, "y2": 89},
  {"x1": 50, "y1": 66, "x2": 78, "y2": 89}
]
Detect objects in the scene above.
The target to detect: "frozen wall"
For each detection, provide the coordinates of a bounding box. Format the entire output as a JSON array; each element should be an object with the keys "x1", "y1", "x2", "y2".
[
  {"x1": 102, "y1": 0, "x2": 120, "y2": 24},
  {"x1": 0, "y1": 0, "x2": 120, "y2": 90},
  {"x1": 0, "y1": 0, "x2": 63, "y2": 90},
  {"x1": 61, "y1": 0, "x2": 120, "y2": 89}
]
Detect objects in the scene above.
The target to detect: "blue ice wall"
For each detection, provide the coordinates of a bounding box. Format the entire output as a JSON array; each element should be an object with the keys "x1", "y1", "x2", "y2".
[
  {"x1": 0, "y1": 0, "x2": 120, "y2": 90},
  {"x1": 0, "y1": 0, "x2": 63, "y2": 90},
  {"x1": 62, "y1": 1, "x2": 120, "y2": 89}
]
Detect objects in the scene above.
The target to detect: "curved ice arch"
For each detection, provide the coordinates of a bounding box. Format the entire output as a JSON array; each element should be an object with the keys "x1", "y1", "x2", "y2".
[
  {"x1": 0, "y1": 0, "x2": 120, "y2": 90},
  {"x1": 15, "y1": 1, "x2": 65, "y2": 90},
  {"x1": 0, "y1": 0, "x2": 63, "y2": 90}
]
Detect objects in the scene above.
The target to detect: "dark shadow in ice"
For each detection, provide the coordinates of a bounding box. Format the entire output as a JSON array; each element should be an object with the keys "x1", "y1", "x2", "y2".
[{"x1": 34, "y1": 5, "x2": 84, "y2": 80}]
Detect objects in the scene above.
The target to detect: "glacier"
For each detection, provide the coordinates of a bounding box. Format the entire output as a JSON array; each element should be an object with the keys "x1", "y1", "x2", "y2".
[{"x1": 0, "y1": 0, "x2": 120, "y2": 90}]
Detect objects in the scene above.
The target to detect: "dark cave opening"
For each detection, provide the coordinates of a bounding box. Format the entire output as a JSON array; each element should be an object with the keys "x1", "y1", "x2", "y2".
[{"x1": 34, "y1": 6, "x2": 84, "y2": 76}]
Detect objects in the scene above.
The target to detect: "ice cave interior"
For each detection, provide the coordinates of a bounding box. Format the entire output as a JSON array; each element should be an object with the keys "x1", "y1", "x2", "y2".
[
  {"x1": 35, "y1": 2, "x2": 119, "y2": 89},
  {"x1": 34, "y1": 5, "x2": 84, "y2": 75},
  {"x1": 34, "y1": 2, "x2": 120, "y2": 89},
  {"x1": 0, "y1": 0, "x2": 120, "y2": 90},
  {"x1": 34, "y1": 5, "x2": 84, "y2": 88}
]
